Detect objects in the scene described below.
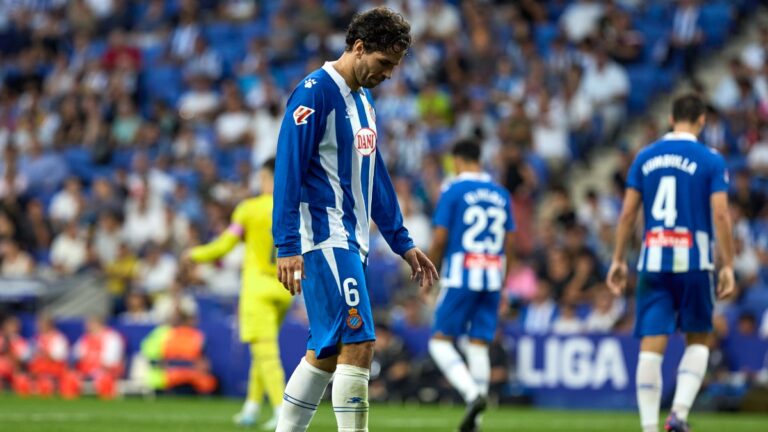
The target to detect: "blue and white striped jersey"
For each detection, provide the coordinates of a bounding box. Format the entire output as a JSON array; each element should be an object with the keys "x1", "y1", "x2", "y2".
[
  {"x1": 272, "y1": 62, "x2": 414, "y2": 261},
  {"x1": 627, "y1": 132, "x2": 729, "y2": 273},
  {"x1": 433, "y1": 173, "x2": 515, "y2": 291}
]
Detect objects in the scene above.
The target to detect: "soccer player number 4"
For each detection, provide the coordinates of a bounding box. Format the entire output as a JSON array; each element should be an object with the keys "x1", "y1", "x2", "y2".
[{"x1": 651, "y1": 176, "x2": 678, "y2": 228}]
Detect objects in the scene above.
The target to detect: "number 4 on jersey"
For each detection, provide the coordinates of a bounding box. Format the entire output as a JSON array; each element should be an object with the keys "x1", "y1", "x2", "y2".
[{"x1": 651, "y1": 176, "x2": 678, "y2": 227}]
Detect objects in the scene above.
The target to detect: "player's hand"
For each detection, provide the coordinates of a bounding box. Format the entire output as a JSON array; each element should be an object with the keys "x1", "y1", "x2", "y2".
[
  {"x1": 277, "y1": 255, "x2": 305, "y2": 296},
  {"x1": 606, "y1": 260, "x2": 628, "y2": 296},
  {"x1": 716, "y1": 266, "x2": 735, "y2": 300},
  {"x1": 404, "y1": 248, "x2": 439, "y2": 292}
]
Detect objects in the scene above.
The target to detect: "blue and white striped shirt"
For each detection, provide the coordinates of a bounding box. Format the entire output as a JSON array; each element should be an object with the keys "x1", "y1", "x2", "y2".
[{"x1": 273, "y1": 62, "x2": 414, "y2": 261}]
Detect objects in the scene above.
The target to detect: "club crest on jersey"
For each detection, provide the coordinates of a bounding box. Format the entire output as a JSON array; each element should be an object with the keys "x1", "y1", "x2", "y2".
[
  {"x1": 293, "y1": 105, "x2": 315, "y2": 125},
  {"x1": 346, "y1": 308, "x2": 363, "y2": 330},
  {"x1": 354, "y1": 128, "x2": 377, "y2": 156}
]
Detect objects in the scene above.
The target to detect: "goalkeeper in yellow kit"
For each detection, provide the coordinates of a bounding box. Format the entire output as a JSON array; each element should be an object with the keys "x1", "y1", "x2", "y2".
[{"x1": 187, "y1": 158, "x2": 292, "y2": 428}]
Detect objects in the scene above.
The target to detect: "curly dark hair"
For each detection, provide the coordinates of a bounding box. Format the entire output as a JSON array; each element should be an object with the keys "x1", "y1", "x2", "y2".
[{"x1": 345, "y1": 7, "x2": 411, "y2": 54}]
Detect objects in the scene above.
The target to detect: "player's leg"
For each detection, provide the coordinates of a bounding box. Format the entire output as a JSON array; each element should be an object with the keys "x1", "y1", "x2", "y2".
[
  {"x1": 276, "y1": 249, "x2": 345, "y2": 432},
  {"x1": 330, "y1": 249, "x2": 377, "y2": 432},
  {"x1": 234, "y1": 342, "x2": 265, "y2": 426},
  {"x1": 428, "y1": 288, "x2": 480, "y2": 405},
  {"x1": 277, "y1": 350, "x2": 336, "y2": 432},
  {"x1": 634, "y1": 272, "x2": 676, "y2": 432},
  {"x1": 334, "y1": 341, "x2": 374, "y2": 432},
  {"x1": 253, "y1": 281, "x2": 294, "y2": 429},
  {"x1": 667, "y1": 271, "x2": 716, "y2": 430}
]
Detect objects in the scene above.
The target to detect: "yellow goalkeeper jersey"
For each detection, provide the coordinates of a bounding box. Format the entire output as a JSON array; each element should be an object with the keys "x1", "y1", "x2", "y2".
[{"x1": 189, "y1": 194, "x2": 277, "y2": 280}]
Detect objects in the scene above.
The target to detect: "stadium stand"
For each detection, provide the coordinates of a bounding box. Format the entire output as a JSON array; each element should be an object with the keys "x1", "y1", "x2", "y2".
[{"x1": 0, "y1": 0, "x2": 767, "y2": 409}]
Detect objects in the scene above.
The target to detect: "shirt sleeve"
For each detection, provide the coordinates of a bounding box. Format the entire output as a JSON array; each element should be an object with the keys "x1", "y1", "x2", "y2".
[
  {"x1": 272, "y1": 81, "x2": 327, "y2": 257},
  {"x1": 432, "y1": 186, "x2": 454, "y2": 229},
  {"x1": 371, "y1": 149, "x2": 415, "y2": 256},
  {"x1": 710, "y1": 152, "x2": 729, "y2": 194},
  {"x1": 189, "y1": 204, "x2": 244, "y2": 262},
  {"x1": 625, "y1": 154, "x2": 643, "y2": 193},
  {"x1": 505, "y1": 191, "x2": 516, "y2": 232}
]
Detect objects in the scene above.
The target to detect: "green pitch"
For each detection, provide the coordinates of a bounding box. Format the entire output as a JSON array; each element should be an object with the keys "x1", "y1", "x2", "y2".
[{"x1": 0, "y1": 395, "x2": 765, "y2": 432}]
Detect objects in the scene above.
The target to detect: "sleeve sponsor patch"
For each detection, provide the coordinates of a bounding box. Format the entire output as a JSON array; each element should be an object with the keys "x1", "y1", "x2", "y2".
[{"x1": 293, "y1": 105, "x2": 315, "y2": 125}]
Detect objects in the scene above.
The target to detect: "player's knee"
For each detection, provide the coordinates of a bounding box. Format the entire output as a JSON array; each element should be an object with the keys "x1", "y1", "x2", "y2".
[
  {"x1": 684, "y1": 332, "x2": 709, "y2": 346},
  {"x1": 305, "y1": 351, "x2": 338, "y2": 373},
  {"x1": 431, "y1": 333, "x2": 454, "y2": 342},
  {"x1": 338, "y1": 341, "x2": 374, "y2": 369}
]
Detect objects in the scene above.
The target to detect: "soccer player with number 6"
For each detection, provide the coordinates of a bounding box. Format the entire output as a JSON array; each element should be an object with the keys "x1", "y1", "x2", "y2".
[
  {"x1": 271, "y1": 7, "x2": 438, "y2": 432},
  {"x1": 607, "y1": 94, "x2": 736, "y2": 432}
]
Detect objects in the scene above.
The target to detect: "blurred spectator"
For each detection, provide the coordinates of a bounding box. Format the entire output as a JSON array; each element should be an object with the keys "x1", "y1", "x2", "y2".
[
  {"x1": 92, "y1": 211, "x2": 124, "y2": 267},
  {"x1": 584, "y1": 285, "x2": 624, "y2": 333},
  {"x1": 0, "y1": 316, "x2": 31, "y2": 395},
  {"x1": 601, "y1": 8, "x2": 644, "y2": 64},
  {"x1": 560, "y1": 0, "x2": 605, "y2": 43},
  {"x1": 736, "y1": 312, "x2": 758, "y2": 336},
  {"x1": 135, "y1": 244, "x2": 178, "y2": 296},
  {"x1": 122, "y1": 188, "x2": 168, "y2": 250},
  {"x1": 62, "y1": 316, "x2": 124, "y2": 399},
  {"x1": 178, "y1": 76, "x2": 220, "y2": 121},
  {"x1": 521, "y1": 281, "x2": 556, "y2": 334},
  {"x1": 21, "y1": 199, "x2": 54, "y2": 257},
  {"x1": 118, "y1": 291, "x2": 155, "y2": 325},
  {"x1": 0, "y1": 239, "x2": 35, "y2": 277},
  {"x1": 50, "y1": 221, "x2": 88, "y2": 275},
  {"x1": 49, "y1": 177, "x2": 85, "y2": 227},
  {"x1": 551, "y1": 303, "x2": 585, "y2": 334},
  {"x1": 27, "y1": 314, "x2": 69, "y2": 397},
  {"x1": 152, "y1": 279, "x2": 198, "y2": 323},
  {"x1": 579, "y1": 46, "x2": 629, "y2": 143},
  {"x1": 370, "y1": 324, "x2": 412, "y2": 402},
  {"x1": 140, "y1": 311, "x2": 216, "y2": 394},
  {"x1": 216, "y1": 90, "x2": 252, "y2": 148},
  {"x1": 18, "y1": 140, "x2": 69, "y2": 196},
  {"x1": 104, "y1": 243, "x2": 138, "y2": 312},
  {"x1": 667, "y1": 0, "x2": 704, "y2": 79}
]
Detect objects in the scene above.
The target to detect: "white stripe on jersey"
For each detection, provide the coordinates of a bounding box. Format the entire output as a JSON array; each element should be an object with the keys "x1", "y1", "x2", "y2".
[
  {"x1": 360, "y1": 94, "x2": 377, "y2": 248},
  {"x1": 637, "y1": 243, "x2": 646, "y2": 272},
  {"x1": 299, "y1": 202, "x2": 314, "y2": 252},
  {"x1": 672, "y1": 227, "x2": 690, "y2": 273},
  {"x1": 468, "y1": 267, "x2": 483, "y2": 291},
  {"x1": 321, "y1": 248, "x2": 342, "y2": 296},
  {"x1": 442, "y1": 252, "x2": 464, "y2": 288},
  {"x1": 696, "y1": 230, "x2": 713, "y2": 270},
  {"x1": 487, "y1": 264, "x2": 503, "y2": 291},
  {"x1": 346, "y1": 93, "x2": 370, "y2": 258},
  {"x1": 645, "y1": 228, "x2": 663, "y2": 272},
  {"x1": 315, "y1": 109, "x2": 349, "y2": 250}
]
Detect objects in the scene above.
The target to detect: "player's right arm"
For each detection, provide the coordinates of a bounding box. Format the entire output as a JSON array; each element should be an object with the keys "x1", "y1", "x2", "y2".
[
  {"x1": 710, "y1": 154, "x2": 735, "y2": 299},
  {"x1": 272, "y1": 80, "x2": 327, "y2": 295},
  {"x1": 187, "y1": 204, "x2": 246, "y2": 263},
  {"x1": 607, "y1": 155, "x2": 643, "y2": 295}
]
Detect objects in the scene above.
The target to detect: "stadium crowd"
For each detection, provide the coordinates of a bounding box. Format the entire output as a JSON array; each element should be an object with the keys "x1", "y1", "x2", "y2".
[{"x1": 0, "y1": 0, "x2": 766, "y2": 404}]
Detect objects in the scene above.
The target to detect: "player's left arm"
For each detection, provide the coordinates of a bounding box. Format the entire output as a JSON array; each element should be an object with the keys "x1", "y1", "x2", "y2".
[
  {"x1": 186, "y1": 205, "x2": 245, "y2": 263},
  {"x1": 710, "y1": 154, "x2": 735, "y2": 299},
  {"x1": 503, "y1": 192, "x2": 517, "y2": 280},
  {"x1": 371, "y1": 150, "x2": 438, "y2": 289}
]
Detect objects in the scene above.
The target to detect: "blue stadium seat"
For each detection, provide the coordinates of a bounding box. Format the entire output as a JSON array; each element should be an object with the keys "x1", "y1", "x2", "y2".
[
  {"x1": 534, "y1": 23, "x2": 559, "y2": 57},
  {"x1": 142, "y1": 66, "x2": 183, "y2": 105},
  {"x1": 63, "y1": 147, "x2": 95, "y2": 182},
  {"x1": 699, "y1": 2, "x2": 733, "y2": 49},
  {"x1": 627, "y1": 65, "x2": 659, "y2": 115}
]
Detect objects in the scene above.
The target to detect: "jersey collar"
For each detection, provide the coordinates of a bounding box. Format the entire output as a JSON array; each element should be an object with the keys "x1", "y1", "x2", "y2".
[
  {"x1": 457, "y1": 171, "x2": 492, "y2": 182},
  {"x1": 322, "y1": 62, "x2": 352, "y2": 97},
  {"x1": 662, "y1": 131, "x2": 698, "y2": 142}
]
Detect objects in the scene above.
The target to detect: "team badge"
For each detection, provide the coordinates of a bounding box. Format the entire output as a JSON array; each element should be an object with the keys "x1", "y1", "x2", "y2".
[
  {"x1": 354, "y1": 128, "x2": 376, "y2": 156},
  {"x1": 293, "y1": 105, "x2": 315, "y2": 125},
  {"x1": 304, "y1": 78, "x2": 317, "y2": 88},
  {"x1": 346, "y1": 308, "x2": 363, "y2": 330}
]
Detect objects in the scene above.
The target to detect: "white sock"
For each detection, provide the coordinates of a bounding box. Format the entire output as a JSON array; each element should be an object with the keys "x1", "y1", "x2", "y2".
[
  {"x1": 636, "y1": 351, "x2": 663, "y2": 431},
  {"x1": 429, "y1": 339, "x2": 479, "y2": 403},
  {"x1": 466, "y1": 344, "x2": 491, "y2": 397},
  {"x1": 276, "y1": 357, "x2": 332, "y2": 432},
  {"x1": 672, "y1": 344, "x2": 709, "y2": 421},
  {"x1": 332, "y1": 364, "x2": 370, "y2": 432},
  {"x1": 271, "y1": 404, "x2": 281, "y2": 420},
  {"x1": 242, "y1": 399, "x2": 259, "y2": 417}
]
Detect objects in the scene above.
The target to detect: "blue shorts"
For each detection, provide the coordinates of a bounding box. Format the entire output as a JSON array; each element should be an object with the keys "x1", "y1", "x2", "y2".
[
  {"x1": 634, "y1": 271, "x2": 715, "y2": 338},
  {"x1": 303, "y1": 248, "x2": 375, "y2": 359},
  {"x1": 432, "y1": 287, "x2": 501, "y2": 342}
]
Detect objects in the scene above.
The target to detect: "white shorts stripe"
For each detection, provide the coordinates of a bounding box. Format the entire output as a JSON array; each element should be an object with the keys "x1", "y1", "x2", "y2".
[{"x1": 321, "y1": 248, "x2": 342, "y2": 296}]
